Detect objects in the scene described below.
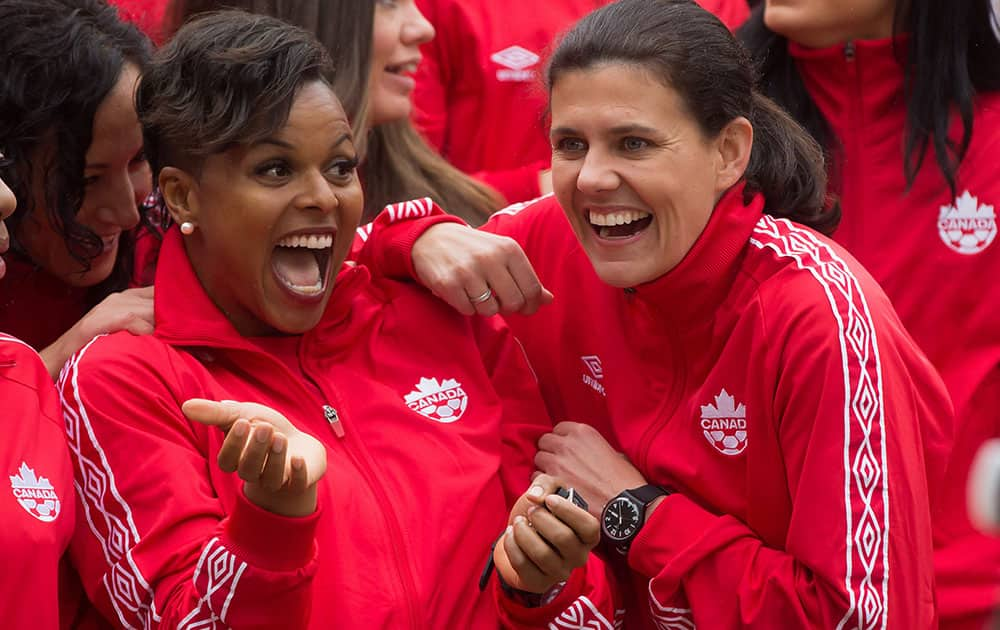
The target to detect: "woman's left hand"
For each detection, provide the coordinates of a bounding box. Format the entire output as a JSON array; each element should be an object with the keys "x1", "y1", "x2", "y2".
[{"x1": 535, "y1": 422, "x2": 647, "y2": 519}]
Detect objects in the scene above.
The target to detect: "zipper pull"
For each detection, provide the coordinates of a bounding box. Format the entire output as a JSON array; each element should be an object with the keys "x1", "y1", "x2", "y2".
[
  {"x1": 844, "y1": 40, "x2": 856, "y2": 61},
  {"x1": 324, "y1": 405, "x2": 345, "y2": 438}
]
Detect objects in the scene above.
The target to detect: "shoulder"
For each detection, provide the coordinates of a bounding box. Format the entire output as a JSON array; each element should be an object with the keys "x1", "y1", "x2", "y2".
[
  {"x1": 58, "y1": 332, "x2": 194, "y2": 407},
  {"x1": 745, "y1": 216, "x2": 896, "y2": 342},
  {"x1": 0, "y1": 333, "x2": 61, "y2": 427},
  {"x1": 488, "y1": 194, "x2": 577, "y2": 247}
]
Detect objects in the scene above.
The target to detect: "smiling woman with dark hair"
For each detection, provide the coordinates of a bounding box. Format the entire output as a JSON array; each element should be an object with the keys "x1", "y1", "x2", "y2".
[
  {"x1": 368, "y1": 1, "x2": 954, "y2": 626},
  {"x1": 0, "y1": 0, "x2": 158, "y2": 378},
  {"x1": 59, "y1": 10, "x2": 596, "y2": 628}
]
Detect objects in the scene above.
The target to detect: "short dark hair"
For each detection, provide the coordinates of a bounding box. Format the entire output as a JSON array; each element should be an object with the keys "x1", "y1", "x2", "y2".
[
  {"x1": 0, "y1": 0, "x2": 151, "y2": 297},
  {"x1": 547, "y1": 0, "x2": 838, "y2": 234},
  {"x1": 739, "y1": 0, "x2": 1000, "y2": 195},
  {"x1": 138, "y1": 10, "x2": 336, "y2": 179}
]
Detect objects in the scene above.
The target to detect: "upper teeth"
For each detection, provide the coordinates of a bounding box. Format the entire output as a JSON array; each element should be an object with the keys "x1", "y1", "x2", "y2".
[
  {"x1": 276, "y1": 234, "x2": 333, "y2": 249},
  {"x1": 390, "y1": 62, "x2": 418, "y2": 73},
  {"x1": 588, "y1": 210, "x2": 651, "y2": 227}
]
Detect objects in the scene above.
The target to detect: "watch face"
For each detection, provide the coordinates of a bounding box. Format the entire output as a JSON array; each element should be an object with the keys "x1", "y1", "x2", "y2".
[{"x1": 602, "y1": 496, "x2": 640, "y2": 542}]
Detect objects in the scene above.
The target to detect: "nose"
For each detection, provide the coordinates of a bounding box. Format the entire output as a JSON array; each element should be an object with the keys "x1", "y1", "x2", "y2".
[
  {"x1": 96, "y1": 173, "x2": 141, "y2": 231},
  {"x1": 576, "y1": 149, "x2": 620, "y2": 194},
  {"x1": 401, "y1": 2, "x2": 435, "y2": 46},
  {"x1": 298, "y1": 169, "x2": 340, "y2": 214}
]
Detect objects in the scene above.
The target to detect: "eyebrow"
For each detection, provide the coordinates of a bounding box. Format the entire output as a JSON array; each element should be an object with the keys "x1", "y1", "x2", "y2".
[
  {"x1": 252, "y1": 133, "x2": 353, "y2": 151},
  {"x1": 551, "y1": 123, "x2": 660, "y2": 137}
]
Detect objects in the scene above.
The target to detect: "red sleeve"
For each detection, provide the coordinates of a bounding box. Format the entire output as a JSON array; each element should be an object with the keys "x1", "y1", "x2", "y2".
[
  {"x1": 628, "y1": 287, "x2": 938, "y2": 628},
  {"x1": 349, "y1": 197, "x2": 466, "y2": 276},
  {"x1": 59, "y1": 337, "x2": 319, "y2": 629}
]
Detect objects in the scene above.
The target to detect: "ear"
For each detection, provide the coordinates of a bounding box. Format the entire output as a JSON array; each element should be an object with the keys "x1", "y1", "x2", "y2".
[
  {"x1": 159, "y1": 166, "x2": 199, "y2": 226},
  {"x1": 713, "y1": 116, "x2": 753, "y2": 194}
]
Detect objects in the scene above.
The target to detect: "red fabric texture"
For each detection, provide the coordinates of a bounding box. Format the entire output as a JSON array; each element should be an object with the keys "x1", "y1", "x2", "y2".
[
  {"x1": 791, "y1": 37, "x2": 1000, "y2": 628},
  {"x1": 0, "y1": 334, "x2": 77, "y2": 629}
]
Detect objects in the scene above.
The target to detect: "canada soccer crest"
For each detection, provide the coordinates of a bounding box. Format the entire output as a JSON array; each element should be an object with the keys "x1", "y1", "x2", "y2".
[
  {"x1": 404, "y1": 377, "x2": 468, "y2": 423},
  {"x1": 9, "y1": 462, "x2": 61, "y2": 522},
  {"x1": 938, "y1": 191, "x2": 996, "y2": 255},
  {"x1": 700, "y1": 389, "x2": 748, "y2": 456}
]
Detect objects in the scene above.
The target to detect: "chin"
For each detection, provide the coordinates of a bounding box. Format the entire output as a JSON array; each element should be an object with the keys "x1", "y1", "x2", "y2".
[{"x1": 590, "y1": 261, "x2": 656, "y2": 290}]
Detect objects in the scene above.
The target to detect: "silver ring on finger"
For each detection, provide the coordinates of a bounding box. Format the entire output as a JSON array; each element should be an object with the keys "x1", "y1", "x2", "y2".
[{"x1": 469, "y1": 287, "x2": 493, "y2": 305}]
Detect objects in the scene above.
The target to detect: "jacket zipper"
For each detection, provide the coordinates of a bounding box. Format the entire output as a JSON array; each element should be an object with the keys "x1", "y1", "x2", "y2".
[
  {"x1": 843, "y1": 40, "x2": 863, "y2": 248},
  {"x1": 301, "y1": 360, "x2": 424, "y2": 629}
]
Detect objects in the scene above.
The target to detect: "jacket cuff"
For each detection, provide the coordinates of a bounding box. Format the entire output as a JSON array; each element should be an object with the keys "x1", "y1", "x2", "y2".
[
  {"x1": 494, "y1": 564, "x2": 586, "y2": 625},
  {"x1": 375, "y1": 214, "x2": 467, "y2": 279},
  {"x1": 629, "y1": 492, "x2": 716, "y2": 578},
  {"x1": 222, "y1": 489, "x2": 320, "y2": 572}
]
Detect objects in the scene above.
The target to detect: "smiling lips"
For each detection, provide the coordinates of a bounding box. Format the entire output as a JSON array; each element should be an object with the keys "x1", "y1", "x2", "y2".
[
  {"x1": 271, "y1": 232, "x2": 335, "y2": 298},
  {"x1": 587, "y1": 209, "x2": 653, "y2": 239}
]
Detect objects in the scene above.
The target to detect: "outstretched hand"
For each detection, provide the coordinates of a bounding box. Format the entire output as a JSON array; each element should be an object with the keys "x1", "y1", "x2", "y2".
[{"x1": 182, "y1": 399, "x2": 327, "y2": 518}]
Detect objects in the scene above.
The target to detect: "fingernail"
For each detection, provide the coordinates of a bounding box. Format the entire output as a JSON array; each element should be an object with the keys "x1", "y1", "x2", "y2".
[
  {"x1": 232, "y1": 421, "x2": 248, "y2": 438},
  {"x1": 544, "y1": 494, "x2": 562, "y2": 508},
  {"x1": 505, "y1": 525, "x2": 514, "y2": 538},
  {"x1": 255, "y1": 427, "x2": 269, "y2": 443},
  {"x1": 527, "y1": 506, "x2": 538, "y2": 517},
  {"x1": 292, "y1": 458, "x2": 304, "y2": 470},
  {"x1": 528, "y1": 485, "x2": 544, "y2": 498},
  {"x1": 271, "y1": 437, "x2": 285, "y2": 454},
  {"x1": 514, "y1": 515, "x2": 526, "y2": 525}
]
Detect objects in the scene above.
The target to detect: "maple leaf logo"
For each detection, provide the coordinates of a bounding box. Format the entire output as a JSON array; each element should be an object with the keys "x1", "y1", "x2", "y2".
[
  {"x1": 938, "y1": 190, "x2": 997, "y2": 255},
  {"x1": 700, "y1": 389, "x2": 746, "y2": 419},
  {"x1": 404, "y1": 377, "x2": 461, "y2": 404},
  {"x1": 9, "y1": 462, "x2": 54, "y2": 490}
]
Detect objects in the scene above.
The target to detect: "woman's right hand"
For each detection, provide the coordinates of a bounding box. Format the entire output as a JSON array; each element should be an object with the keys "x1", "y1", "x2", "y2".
[
  {"x1": 182, "y1": 399, "x2": 328, "y2": 518},
  {"x1": 411, "y1": 223, "x2": 553, "y2": 317},
  {"x1": 43, "y1": 285, "x2": 155, "y2": 378}
]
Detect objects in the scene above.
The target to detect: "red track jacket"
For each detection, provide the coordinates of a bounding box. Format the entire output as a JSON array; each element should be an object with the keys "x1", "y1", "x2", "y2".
[
  {"x1": 411, "y1": 0, "x2": 750, "y2": 204},
  {"x1": 0, "y1": 333, "x2": 76, "y2": 629},
  {"x1": 58, "y1": 202, "x2": 556, "y2": 628},
  {"x1": 372, "y1": 186, "x2": 954, "y2": 628},
  {"x1": 791, "y1": 38, "x2": 1000, "y2": 629}
]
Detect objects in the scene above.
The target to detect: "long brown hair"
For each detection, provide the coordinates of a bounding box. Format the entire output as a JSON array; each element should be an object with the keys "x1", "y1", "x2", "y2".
[{"x1": 166, "y1": 0, "x2": 501, "y2": 225}]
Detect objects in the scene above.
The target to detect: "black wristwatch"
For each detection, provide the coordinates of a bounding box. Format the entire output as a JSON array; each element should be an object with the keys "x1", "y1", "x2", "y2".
[{"x1": 601, "y1": 484, "x2": 670, "y2": 555}]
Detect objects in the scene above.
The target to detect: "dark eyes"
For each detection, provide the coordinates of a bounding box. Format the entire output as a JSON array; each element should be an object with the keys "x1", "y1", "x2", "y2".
[
  {"x1": 255, "y1": 157, "x2": 359, "y2": 182},
  {"x1": 622, "y1": 137, "x2": 648, "y2": 151},
  {"x1": 555, "y1": 138, "x2": 587, "y2": 152}
]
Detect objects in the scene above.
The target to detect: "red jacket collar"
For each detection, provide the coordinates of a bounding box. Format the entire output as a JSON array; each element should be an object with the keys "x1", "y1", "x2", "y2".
[
  {"x1": 630, "y1": 183, "x2": 764, "y2": 326},
  {"x1": 153, "y1": 226, "x2": 360, "y2": 348},
  {"x1": 790, "y1": 36, "x2": 908, "y2": 146}
]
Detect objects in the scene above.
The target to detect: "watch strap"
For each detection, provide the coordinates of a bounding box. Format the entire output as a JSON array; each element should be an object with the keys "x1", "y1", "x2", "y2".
[{"x1": 627, "y1": 484, "x2": 670, "y2": 506}]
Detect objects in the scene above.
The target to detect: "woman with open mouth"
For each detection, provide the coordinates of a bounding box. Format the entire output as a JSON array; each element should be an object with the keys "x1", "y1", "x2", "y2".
[
  {"x1": 370, "y1": 1, "x2": 954, "y2": 627},
  {"x1": 59, "y1": 11, "x2": 596, "y2": 629}
]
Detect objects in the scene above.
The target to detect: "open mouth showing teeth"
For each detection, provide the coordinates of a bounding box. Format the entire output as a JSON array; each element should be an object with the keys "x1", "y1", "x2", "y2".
[
  {"x1": 588, "y1": 210, "x2": 653, "y2": 239},
  {"x1": 271, "y1": 233, "x2": 334, "y2": 298},
  {"x1": 386, "y1": 62, "x2": 418, "y2": 75}
]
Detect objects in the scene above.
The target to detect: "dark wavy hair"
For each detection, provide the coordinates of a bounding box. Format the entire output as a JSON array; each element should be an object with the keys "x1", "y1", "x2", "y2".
[
  {"x1": 547, "y1": 0, "x2": 839, "y2": 234},
  {"x1": 739, "y1": 0, "x2": 1000, "y2": 196},
  {"x1": 0, "y1": 0, "x2": 152, "y2": 300},
  {"x1": 138, "y1": 10, "x2": 336, "y2": 182}
]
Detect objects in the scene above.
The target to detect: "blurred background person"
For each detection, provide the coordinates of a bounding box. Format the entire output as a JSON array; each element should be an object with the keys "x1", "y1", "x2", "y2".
[
  {"x1": 411, "y1": 0, "x2": 752, "y2": 205},
  {"x1": 739, "y1": 1, "x2": 1000, "y2": 627},
  {"x1": 0, "y1": 0, "x2": 156, "y2": 378}
]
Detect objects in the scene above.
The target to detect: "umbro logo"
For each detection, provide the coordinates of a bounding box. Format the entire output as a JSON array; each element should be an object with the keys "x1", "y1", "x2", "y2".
[
  {"x1": 9, "y1": 462, "x2": 61, "y2": 522},
  {"x1": 938, "y1": 190, "x2": 996, "y2": 255},
  {"x1": 491, "y1": 45, "x2": 539, "y2": 82},
  {"x1": 581, "y1": 355, "x2": 606, "y2": 397},
  {"x1": 404, "y1": 377, "x2": 468, "y2": 423},
  {"x1": 700, "y1": 389, "x2": 748, "y2": 456}
]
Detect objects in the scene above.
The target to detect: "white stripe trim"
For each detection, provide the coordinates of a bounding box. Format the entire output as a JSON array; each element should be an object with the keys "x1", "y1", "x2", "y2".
[
  {"x1": 61, "y1": 335, "x2": 162, "y2": 627},
  {"x1": 492, "y1": 192, "x2": 554, "y2": 218},
  {"x1": 750, "y1": 216, "x2": 888, "y2": 630}
]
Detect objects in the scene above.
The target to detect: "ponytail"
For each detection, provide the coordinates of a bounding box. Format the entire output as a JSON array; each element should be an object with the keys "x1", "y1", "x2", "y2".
[{"x1": 745, "y1": 93, "x2": 840, "y2": 235}]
